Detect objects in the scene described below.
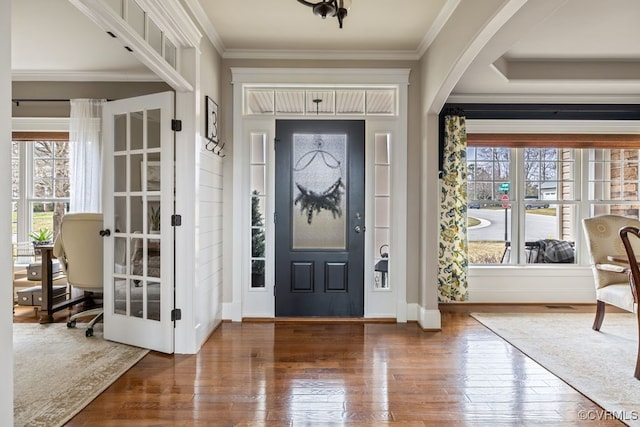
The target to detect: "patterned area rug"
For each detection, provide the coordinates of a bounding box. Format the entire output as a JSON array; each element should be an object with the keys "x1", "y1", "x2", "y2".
[
  {"x1": 472, "y1": 312, "x2": 640, "y2": 426},
  {"x1": 13, "y1": 323, "x2": 149, "y2": 427}
]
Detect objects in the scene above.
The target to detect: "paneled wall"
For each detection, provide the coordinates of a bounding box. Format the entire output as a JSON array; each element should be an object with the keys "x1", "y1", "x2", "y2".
[{"x1": 198, "y1": 151, "x2": 224, "y2": 324}]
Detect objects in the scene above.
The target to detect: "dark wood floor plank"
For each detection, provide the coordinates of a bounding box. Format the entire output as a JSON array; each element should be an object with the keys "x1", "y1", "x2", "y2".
[{"x1": 11, "y1": 306, "x2": 623, "y2": 426}]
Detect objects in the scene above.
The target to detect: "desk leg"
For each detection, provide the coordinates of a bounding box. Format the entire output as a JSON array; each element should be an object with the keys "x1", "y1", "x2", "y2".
[{"x1": 38, "y1": 247, "x2": 54, "y2": 324}]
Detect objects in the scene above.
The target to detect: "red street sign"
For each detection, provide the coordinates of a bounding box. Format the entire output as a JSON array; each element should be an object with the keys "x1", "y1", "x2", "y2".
[{"x1": 502, "y1": 194, "x2": 509, "y2": 208}]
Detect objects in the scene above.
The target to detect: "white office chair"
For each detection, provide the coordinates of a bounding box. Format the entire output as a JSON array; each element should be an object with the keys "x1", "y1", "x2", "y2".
[{"x1": 53, "y1": 213, "x2": 104, "y2": 337}]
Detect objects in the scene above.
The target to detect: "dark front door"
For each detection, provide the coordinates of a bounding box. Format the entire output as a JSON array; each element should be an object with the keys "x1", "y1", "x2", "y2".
[{"x1": 275, "y1": 120, "x2": 365, "y2": 317}]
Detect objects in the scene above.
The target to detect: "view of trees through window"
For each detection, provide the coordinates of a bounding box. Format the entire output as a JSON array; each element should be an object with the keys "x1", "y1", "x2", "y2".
[
  {"x1": 11, "y1": 139, "x2": 70, "y2": 243},
  {"x1": 467, "y1": 144, "x2": 640, "y2": 266},
  {"x1": 467, "y1": 146, "x2": 576, "y2": 265}
]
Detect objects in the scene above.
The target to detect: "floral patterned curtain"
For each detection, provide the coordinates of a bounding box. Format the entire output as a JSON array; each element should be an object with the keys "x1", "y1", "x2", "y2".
[{"x1": 438, "y1": 114, "x2": 468, "y2": 302}]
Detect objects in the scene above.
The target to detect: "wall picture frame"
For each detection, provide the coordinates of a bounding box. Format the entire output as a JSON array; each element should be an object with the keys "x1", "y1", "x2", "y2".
[{"x1": 206, "y1": 96, "x2": 219, "y2": 143}]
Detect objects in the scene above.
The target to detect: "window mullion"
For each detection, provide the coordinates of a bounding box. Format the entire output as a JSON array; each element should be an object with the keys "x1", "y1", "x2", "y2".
[
  {"x1": 578, "y1": 149, "x2": 589, "y2": 263},
  {"x1": 17, "y1": 142, "x2": 32, "y2": 242},
  {"x1": 513, "y1": 147, "x2": 524, "y2": 264}
]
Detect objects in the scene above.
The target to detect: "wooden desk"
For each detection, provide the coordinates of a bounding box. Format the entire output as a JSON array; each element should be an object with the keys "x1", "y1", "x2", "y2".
[
  {"x1": 38, "y1": 245, "x2": 57, "y2": 323},
  {"x1": 38, "y1": 245, "x2": 98, "y2": 323}
]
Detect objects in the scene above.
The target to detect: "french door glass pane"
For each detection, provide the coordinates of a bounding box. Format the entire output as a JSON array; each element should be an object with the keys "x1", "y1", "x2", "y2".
[
  {"x1": 148, "y1": 281, "x2": 161, "y2": 321},
  {"x1": 114, "y1": 114, "x2": 127, "y2": 152},
  {"x1": 147, "y1": 109, "x2": 161, "y2": 149},
  {"x1": 111, "y1": 105, "x2": 164, "y2": 326},
  {"x1": 131, "y1": 111, "x2": 144, "y2": 151}
]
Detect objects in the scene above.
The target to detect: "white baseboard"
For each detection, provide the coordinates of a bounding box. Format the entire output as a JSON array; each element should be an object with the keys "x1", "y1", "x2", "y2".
[
  {"x1": 222, "y1": 301, "x2": 242, "y2": 322},
  {"x1": 406, "y1": 303, "x2": 419, "y2": 321},
  {"x1": 417, "y1": 306, "x2": 441, "y2": 330}
]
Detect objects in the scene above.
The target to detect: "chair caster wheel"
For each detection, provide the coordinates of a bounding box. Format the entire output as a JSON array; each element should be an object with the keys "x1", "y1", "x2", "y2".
[
  {"x1": 67, "y1": 320, "x2": 76, "y2": 328},
  {"x1": 85, "y1": 328, "x2": 93, "y2": 337}
]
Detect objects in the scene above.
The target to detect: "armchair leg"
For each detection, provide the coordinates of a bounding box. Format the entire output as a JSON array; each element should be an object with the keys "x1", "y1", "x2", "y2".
[{"x1": 593, "y1": 300, "x2": 605, "y2": 331}]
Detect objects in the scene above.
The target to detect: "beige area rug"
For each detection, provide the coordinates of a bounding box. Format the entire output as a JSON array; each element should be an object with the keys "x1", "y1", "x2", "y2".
[
  {"x1": 13, "y1": 323, "x2": 149, "y2": 427},
  {"x1": 472, "y1": 312, "x2": 640, "y2": 426}
]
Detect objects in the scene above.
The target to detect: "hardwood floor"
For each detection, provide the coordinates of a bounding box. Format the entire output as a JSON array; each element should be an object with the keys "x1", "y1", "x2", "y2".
[{"x1": 13, "y1": 305, "x2": 623, "y2": 425}]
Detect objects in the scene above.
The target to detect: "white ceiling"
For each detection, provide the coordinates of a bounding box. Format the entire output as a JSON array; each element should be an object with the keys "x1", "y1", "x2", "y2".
[
  {"x1": 196, "y1": 0, "x2": 450, "y2": 55},
  {"x1": 11, "y1": 0, "x2": 152, "y2": 80},
  {"x1": 11, "y1": 0, "x2": 640, "y2": 101},
  {"x1": 451, "y1": 0, "x2": 640, "y2": 101}
]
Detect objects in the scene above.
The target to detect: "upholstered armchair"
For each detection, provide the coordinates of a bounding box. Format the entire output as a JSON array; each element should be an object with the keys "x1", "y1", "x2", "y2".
[{"x1": 582, "y1": 214, "x2": 640, "y2": 379}]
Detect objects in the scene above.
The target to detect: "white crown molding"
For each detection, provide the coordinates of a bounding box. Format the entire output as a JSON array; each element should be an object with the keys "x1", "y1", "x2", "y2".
[
  {"x1": 231, "y1": 67, "x2": 411, "y2": 86},
  {"x1": 493, "y1": 58, "x2": 640, "y2": 82},
  {"x1": 222, "y1": 48, "x2": 420, "y2": 61},
  {"x1": 11, "y1": 70, "x2": 161, "y2": 82},
  {"x1": 182, "y1": 0, "x2": 225, "y2": 55},
  {"x1": 12, "y1": 117, "x2": 69, "y2": 132},
  {"x1": 417, "y1": 0, "x2": 461, "y2": 57},
  {"x1": 447, "y1": 93, "x2": 640, "y2": 104},
  {"x1": 137, "y1": 0, "x2": 202, "y2": 48}
]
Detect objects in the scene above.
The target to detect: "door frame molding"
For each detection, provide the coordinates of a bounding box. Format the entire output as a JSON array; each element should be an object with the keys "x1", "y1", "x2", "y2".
[{"x1": 229, "y1": 68, "x2": 409, "y2": 321}]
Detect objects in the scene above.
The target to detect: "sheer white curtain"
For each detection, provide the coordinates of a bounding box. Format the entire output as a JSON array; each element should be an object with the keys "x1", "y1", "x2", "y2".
[{"x1": 69, "y1": 99, "x2": 106, "y2": 212}]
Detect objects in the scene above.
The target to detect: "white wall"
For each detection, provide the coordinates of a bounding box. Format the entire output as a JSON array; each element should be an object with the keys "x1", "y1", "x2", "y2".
[
  {"x1": 419, "y1": 0, "x2": 526, "y2": 328},
  {"x1": 1, "y1": 2, "x2": 13, "y2": 424},
  {"x1": 468, "y1": 266, "x2": 595, "y2": 302},
  {"x1": 196, "y1": 35, "x2": 224, "y2": 342},
  {"x1": 219, "y1": 58, "x2": 423, "y2": 314}
]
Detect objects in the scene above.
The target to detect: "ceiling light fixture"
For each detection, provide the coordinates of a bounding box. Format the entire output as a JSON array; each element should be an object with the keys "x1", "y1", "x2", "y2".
[{"x1": 297, "y1": 0, "x2": 352, "y2": 29}]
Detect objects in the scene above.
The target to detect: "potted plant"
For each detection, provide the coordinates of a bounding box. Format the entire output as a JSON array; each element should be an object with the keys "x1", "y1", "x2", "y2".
[
  {"x1": 149, "y1": 205, "x2": 161, "y2": 233},
  {"x1": 29, "y1": 228, "x2": 53, "y2": 253},
  {"x1": 30, "y1": 228, "x2": 53, "y2": 245}
]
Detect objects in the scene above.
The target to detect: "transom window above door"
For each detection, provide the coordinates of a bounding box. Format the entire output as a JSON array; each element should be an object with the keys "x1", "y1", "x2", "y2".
[{"x1": 244, "y1": 88, "x2": 397, "y2": 116}]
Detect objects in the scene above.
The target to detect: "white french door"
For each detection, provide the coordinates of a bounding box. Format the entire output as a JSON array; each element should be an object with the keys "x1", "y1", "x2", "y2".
[{"x1": 102, "y1": 92, "x2": 175, "y2": 353}]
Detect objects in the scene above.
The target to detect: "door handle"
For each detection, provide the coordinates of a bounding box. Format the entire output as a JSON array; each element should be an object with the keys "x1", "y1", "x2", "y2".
[
  {"x1": 99, "y1": 229, "x2": 111, "y2": 237},
  {"x1": 354, "y1": 225, "x2": 365, "y2": 233}
]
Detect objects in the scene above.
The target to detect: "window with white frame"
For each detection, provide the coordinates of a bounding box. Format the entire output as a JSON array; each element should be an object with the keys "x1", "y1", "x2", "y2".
[
  {"x1": 250, "y1": 133, "x2": 267, "y2": 288},
  {"x1": 467, "y1": 136, "x2": 639, "y2": 266},
  {"x1": 374, "y1": 133, "x2": 391, "y2": 289},
  {"x1": 11, "y1": 134, "x2": 70, "y2": 244},
  {"x1": 588, "y1": 148, "x2": 640, "y2": 218}
]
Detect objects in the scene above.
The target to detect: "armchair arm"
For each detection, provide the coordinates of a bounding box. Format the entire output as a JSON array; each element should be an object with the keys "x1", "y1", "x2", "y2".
[{"x1": 595, "y1": 263, "x2": 628, "y2": 273}]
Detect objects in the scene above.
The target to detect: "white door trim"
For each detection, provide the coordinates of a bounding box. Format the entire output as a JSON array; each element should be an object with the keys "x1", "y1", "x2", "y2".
[{"x1": 229, "y1": 68, "x2": 409, "y2": 321}]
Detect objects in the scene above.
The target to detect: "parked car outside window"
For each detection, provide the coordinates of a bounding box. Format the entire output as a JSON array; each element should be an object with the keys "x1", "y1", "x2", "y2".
[{"x1": 524, "y1": 196, "x2": 549, "y2": 209}]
